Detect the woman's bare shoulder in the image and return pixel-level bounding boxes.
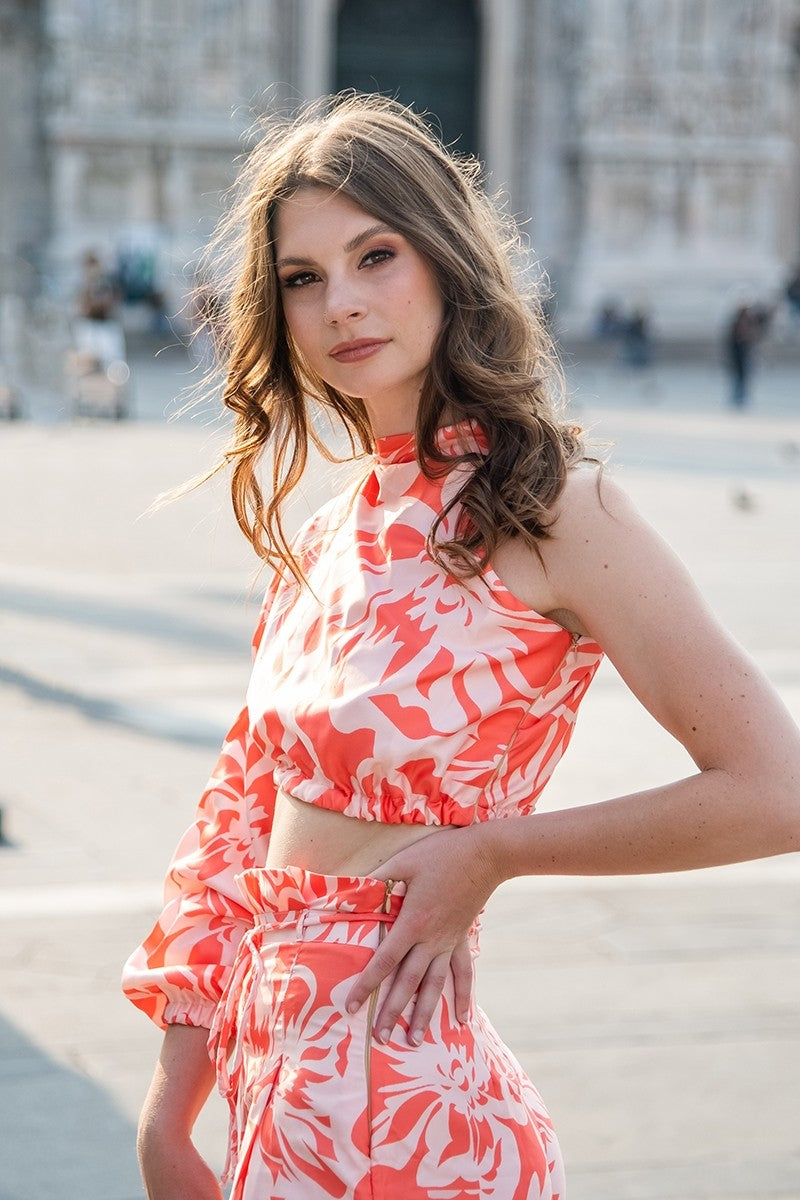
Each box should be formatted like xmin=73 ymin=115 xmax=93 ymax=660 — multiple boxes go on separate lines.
xmin=491 ymin=464 xmax=654 ymax=638
xmin=540 ymin=462 xmax=700 ymax=644
xmin=550 ymin=462 xmax=634 ymax=534
xmin=539 ymin=464 xmax=639 ymax=590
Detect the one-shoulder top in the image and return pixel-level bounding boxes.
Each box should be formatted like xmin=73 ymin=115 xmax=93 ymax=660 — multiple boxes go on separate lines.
xmin=248 ymin=420 xmax=603 ymax=826
xmin=122 ymin=420 xmax=603 ymax=1028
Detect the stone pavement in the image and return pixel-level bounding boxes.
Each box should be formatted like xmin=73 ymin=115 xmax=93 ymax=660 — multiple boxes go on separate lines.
xmin=1 ymin=345 xmax=799 ymax=1199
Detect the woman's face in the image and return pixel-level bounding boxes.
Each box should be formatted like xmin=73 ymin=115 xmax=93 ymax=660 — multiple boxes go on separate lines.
xmin=274 ymin=186 xmax=444 ymax=435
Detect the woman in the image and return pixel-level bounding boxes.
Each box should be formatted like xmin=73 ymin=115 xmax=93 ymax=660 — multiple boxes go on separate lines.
xmin=123 ymin=95 xmax=800 ymax=1200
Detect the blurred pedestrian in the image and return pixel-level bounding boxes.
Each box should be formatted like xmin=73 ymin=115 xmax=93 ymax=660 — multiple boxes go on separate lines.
xmin=73 ymin=251 xmax=125 ymax=368
xmin=621 ymin=305 xmax=652 ymax=369
xmin=724 ymin=302 xmax=771 ymax=409
xmin=77 ymin=251 xmax=120 ymax=322
xmin=785 ymin=265 xmax=800 ymax=326
xmin=594 ymin=299 xmax=623 ymax=341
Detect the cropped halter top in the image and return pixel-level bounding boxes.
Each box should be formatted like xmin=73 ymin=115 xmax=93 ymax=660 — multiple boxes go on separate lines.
xmin=246 ymin=420 xmax=603 ymax=827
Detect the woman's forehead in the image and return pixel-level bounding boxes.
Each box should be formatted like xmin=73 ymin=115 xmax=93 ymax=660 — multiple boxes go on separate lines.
xmin=274 ymin=187 xmax=392 ymax=254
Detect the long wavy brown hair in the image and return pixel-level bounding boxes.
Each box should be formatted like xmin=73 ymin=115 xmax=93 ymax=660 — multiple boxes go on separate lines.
xmin=197 ymin=92 xmax=585 ymax=581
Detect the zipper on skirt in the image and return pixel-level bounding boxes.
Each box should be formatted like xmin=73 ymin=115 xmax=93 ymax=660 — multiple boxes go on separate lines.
xmin=364 ymin=879 xmax=397 ymax=1154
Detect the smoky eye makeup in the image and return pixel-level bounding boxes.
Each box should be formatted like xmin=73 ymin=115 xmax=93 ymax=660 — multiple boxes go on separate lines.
xmin=280 ymin=269 xmax=318 ymax=289
xmin=360 ymin=247 xmax=396 ymax=267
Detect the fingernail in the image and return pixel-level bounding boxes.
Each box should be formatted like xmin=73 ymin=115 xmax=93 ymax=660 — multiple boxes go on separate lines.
xmin=410 ymin=1029 xmax=423 ymax=1045
xmin=346 ymin=1001 xmax=359 ymax=1015
xmin=377 ymin=1027 xmax=390 ymax=1043
xmin=458 ymin=1011 xmax=469 ymax=1023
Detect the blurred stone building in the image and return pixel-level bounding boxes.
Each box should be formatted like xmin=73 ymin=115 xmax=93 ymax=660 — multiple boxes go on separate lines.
xmin=2 ymin=0 xmax=800 ymax=339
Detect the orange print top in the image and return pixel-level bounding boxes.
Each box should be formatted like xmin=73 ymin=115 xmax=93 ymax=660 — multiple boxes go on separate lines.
xmin=122 ymin=421 xmax=603 ymax=1028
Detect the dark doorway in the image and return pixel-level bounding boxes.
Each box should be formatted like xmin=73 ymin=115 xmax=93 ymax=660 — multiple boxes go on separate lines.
xmin=335 ymin=0 xmax=480 ymax=157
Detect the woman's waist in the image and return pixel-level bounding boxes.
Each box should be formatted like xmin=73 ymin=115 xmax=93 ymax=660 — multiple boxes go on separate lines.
xmin=233 ymin=863 xmax=482 ymax=955
xmin=238 ymin=862 xmax=407 ymax=924
xmin=265 ymin=788 xmax=458 ymax=878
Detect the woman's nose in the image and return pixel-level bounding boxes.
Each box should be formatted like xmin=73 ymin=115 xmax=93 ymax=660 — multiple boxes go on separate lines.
xmin=322 ymin=277 xmax=366 ymax=326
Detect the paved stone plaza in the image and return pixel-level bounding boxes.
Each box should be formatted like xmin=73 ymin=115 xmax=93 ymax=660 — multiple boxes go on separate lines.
xmin=1 ymin=346 xmax=799 ymax=1199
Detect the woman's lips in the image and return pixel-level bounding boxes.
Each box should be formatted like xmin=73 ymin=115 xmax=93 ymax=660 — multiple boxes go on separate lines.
xmin=328 ymin=339 xmax=388 ymax=363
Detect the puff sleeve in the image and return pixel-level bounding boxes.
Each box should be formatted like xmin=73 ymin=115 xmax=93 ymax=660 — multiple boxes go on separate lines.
xmin=121 ymin=594 xmax=278 ymax=1030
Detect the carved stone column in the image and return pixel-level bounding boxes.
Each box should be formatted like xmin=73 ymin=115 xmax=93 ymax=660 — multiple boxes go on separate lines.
xmin=297 ymin=0 xmax=339 ymax=98
xmin=0 ymin=0 xmax=48 ymax=298
xmin=478 ymin=0 xmax=523 ymax=191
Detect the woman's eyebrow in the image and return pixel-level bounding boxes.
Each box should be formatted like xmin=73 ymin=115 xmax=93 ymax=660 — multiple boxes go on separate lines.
xmin=275 ymin=223 xmax=395 ymax=270
xmin=343 ymin=223 xmax=394 ymax=253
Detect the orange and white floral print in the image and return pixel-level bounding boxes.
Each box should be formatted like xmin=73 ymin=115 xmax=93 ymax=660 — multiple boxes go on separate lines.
xmin=210 ymin=867 xmax=564 ymax=1199
xmin=122 ymin=697 xmax=279 ymax=1029
xmin=123 ymin=421 xmax=600 ymax=1194
xmin=249 ymin=421 xmax=603 ymax=828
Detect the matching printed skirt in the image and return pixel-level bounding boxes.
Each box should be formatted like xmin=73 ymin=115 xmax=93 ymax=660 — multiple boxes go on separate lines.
xmin=209 ymin=866 xmax=564 ymax=1199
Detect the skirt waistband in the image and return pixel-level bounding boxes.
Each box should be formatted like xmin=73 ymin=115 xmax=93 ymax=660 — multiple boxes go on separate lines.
xmin=235 ymin=865 xmax=408 ymax=921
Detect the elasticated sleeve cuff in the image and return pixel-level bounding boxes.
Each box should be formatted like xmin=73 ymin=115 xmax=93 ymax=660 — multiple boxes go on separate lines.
xmin=163 ymin=998 xmax=219 ymax=1029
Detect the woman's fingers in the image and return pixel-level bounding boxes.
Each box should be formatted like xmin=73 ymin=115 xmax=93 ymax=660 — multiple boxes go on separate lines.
xmin=449 ymin=938 xmax=474 ymax=1022
xmin=343 ymin=825 xmax=497 ymax=1032
xmin=373 ymin=948 xmax=452 ymax=1045
xmin=345 ymin=918 xmax=411 ymax=1014
xmin=361 ymin=936 xmax=474 ymax=1047
xmin=398 ymin=939 xmax=474 ymax=1041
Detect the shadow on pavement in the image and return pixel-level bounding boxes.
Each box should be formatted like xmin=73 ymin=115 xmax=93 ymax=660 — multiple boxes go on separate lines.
xmin=0 ymin=580 xmax=247 ymax=656
xmin=0 ymin=1013 xmax=142 ymax=1200
xmin=0 ymin=661 xmax=224 ymax=749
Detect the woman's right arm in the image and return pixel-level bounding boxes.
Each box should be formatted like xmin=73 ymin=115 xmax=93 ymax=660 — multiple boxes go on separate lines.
xmin=126 ymin=700 xmax=273 ymax=1196
xmin=137 ymin=1025 xmax=222 ymax=1200
xmin=123 ymin=582 xmax=283 ymax=1191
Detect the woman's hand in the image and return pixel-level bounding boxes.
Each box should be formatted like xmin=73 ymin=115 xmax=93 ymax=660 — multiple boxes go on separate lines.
xmin=138 ymin=1127 xmax=223 ymax=1200
xmin=344 ymin=824 xmax=506 ymax=1045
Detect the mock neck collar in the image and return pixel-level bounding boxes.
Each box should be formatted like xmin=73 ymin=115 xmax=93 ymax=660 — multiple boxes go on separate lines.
xmin=373 ymin=419 xmax=488 ymax=466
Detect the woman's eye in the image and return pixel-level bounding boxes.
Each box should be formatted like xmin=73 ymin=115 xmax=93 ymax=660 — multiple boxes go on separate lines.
xmin=281 ymin=270 xmax=318 ymax=289
xmin=361 ymin=248 xmax=395 ymax=268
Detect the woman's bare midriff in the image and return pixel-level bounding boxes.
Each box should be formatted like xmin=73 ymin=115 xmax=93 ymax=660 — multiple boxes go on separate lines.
xmin=265 ymin=789 xmax=457 ymax=877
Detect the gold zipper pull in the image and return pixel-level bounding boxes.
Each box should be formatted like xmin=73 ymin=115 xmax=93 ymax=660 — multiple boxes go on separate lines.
xmin=382 ymin=878 xmax=397 ymax=913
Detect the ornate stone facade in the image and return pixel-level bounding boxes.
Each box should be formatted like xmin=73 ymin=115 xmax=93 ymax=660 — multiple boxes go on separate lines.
xmin=556 ymin=0 xmax=800 ymax=333
xmin=1 ymin=0 xmax=799 ymax=338
xmin=39 ymin=0 xmax=298 ymax=311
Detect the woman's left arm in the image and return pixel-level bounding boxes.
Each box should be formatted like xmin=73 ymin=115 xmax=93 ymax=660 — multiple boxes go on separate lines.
xmin=489 ymin=469 xmax=800 ymax=876
xmin=345 ymin=469 xmax=800 ymax=1037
